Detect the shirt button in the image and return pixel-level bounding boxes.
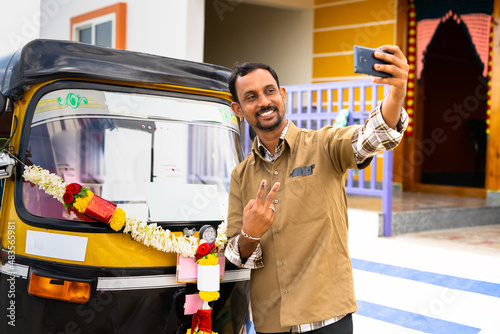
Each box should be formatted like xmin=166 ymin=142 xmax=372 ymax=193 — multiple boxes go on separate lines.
xmin=274 ymin=199 xmax=279 ymax=204
xmin=274 ymin=170 xmax=278 ymax=175
xmin=284 ymin=290 xmax=289 ymax=294
xmin=274 ymin=229 xmax=279 ymax=234
xmin=278 ymin=261 xmax=284 ymax=267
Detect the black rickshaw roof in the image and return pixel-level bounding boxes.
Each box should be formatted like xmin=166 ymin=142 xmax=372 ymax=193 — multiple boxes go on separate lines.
xmin=0 ymin=39 xmax=232 ymax=102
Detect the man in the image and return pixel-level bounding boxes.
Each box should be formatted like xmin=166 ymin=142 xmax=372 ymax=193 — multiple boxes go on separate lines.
xmin=225 ymin=45 xmax=409 ymax=333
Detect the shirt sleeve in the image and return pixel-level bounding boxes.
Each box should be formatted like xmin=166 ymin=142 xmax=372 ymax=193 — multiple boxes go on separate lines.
xmin=351 ymin=101 xmax=408 ymax=164
xmin=224 ymin=235 xmax=264 ymax=269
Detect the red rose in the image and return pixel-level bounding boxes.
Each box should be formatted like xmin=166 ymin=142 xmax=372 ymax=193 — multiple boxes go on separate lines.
xmin=197 ymin=243 xmax=211 ymax=257
xmin=66 ymin=183 xmax=82 ymax=195
xmin=63 ymin=192 xmax=74 ymax=204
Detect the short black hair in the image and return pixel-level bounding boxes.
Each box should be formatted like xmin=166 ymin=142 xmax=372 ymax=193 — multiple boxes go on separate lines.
xmin=228 ymin=62 xmax=280 ymax=103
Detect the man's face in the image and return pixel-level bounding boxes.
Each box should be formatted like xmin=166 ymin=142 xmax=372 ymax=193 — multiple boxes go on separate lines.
xmin=231 ymin=69 xmax=287 ymax=132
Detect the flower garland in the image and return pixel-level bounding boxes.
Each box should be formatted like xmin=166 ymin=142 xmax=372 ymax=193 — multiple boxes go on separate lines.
xmin=24 ymin=164 xmax=228 ymax=334
xmin=187 ymin=329 xmax=217 ymax=334
xmin=62 ymin=182 xmax=129 ymax=231
xmin=195 ymin=242 xmax=220 ymax=302
xmin=123 ymin=218 xmax=199 ymax=258
xmin=188 ymin=241 xmax=222 ymax=333
xmin=22 ymin=165 xmax=227 ymax=258
xmin=22 ymin=165 xmax=66 ymax=203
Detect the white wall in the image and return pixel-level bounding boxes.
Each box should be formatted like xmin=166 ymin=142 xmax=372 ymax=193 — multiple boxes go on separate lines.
xmin=0 ymin=0 xmax=40 ymax=54
xmin=38 ymin=0 xmax=205 ymax=61
xmin=126 ymin=0 xmax=205 ymax=61
xmin=204 ymin=2 xmax=313 ymax=85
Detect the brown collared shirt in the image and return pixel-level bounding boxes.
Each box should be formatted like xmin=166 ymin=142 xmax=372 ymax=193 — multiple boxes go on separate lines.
xmin=225 ymin=103 xmax=407 ymax=332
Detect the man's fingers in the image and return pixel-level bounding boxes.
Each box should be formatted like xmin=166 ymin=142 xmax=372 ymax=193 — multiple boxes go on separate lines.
xmin=242 ymin=182 xmax=279 ymax=238
xmin=255 ymin=179 xmax=267 ymax=203
xmin=376 ymin=45 xmax=406 ymax=62
xmin=244 ymin=199 xmax=255 ymax=212
xmin=252 ymin=180 xmax=280 ymax=210
xmin=264 ymin=182 xmax=280 ymax=207
xmin=374 ymin=45 xmax=408 ymax=70
xmin=372 ymin=45 xmax=408 ymax=87
xmin=374 ymin=63 xmax=408 ymax=80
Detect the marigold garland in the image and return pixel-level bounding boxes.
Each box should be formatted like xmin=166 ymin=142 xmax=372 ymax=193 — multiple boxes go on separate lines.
xmin=187 ymin=329 xmax=218 ymax=334
xmin=73 ymin=189 xmax=94 ymax=213
xmin=109 ymin=208 xmax=126 ymax=232
xmin=195 ymin=243 xmax=221 ymax=302
xmin=198 ymin=291 xmax=220 ymax=302
xmin=197 ymin=253 xmax=218 ymax=266
xmin=22 ymin=165 xmax=227 ymax=258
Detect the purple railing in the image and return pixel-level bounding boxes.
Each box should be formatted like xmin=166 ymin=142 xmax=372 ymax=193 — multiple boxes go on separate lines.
xmin=240 ymin=79 xmax=393 ymax=237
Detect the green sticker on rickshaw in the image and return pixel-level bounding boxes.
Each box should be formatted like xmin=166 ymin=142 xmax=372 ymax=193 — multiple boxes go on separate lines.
xmin=57 ymin=93 xmax=88 ymax=109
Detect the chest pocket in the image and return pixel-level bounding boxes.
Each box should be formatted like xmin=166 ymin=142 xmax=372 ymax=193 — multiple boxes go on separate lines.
xmin=286 ymin=165 xmax=324 ymax=225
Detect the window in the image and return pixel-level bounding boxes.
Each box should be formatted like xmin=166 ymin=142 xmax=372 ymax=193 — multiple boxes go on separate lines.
xmin=71 ymin=3 xmax=126 ymax=49
xmin=22 ymin=88 xmax=241 ymax=225
xmin=75 ymin=14 xmax=114 ymax=47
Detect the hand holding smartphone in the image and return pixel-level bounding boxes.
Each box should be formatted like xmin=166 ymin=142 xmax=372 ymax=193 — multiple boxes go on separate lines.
xmin=354 ymin=45 xmax=393 ymax=78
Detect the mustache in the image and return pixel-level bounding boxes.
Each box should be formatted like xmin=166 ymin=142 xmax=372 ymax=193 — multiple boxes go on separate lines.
xmin=256 ymin=105 xmax=278 ymax=116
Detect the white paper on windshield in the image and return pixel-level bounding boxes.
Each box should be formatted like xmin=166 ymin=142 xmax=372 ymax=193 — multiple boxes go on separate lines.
xmin=147 ymin=183 xmax=222 ymax=221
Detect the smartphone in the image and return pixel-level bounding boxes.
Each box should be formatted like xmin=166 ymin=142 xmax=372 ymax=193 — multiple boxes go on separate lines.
xmin=354 ymin=45 xmax=392 ymax=78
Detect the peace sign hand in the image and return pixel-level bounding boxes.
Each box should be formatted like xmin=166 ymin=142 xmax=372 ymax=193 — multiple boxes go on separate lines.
xmin=241 ymin=179 xmax=280 ymax=240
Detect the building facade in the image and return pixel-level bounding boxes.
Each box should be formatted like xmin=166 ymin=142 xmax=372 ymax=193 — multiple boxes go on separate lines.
xmin=3 ymin=0 xmax=499 ymax=204
xmin=312 ymin=0 xmax=500 ymax=204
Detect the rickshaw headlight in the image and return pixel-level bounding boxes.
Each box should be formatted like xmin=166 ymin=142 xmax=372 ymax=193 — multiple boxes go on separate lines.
xmin=28 ymin=272 xmax=92 ymax=303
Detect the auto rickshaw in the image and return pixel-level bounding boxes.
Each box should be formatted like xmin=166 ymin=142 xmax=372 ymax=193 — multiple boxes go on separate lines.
xmin=0 ymin=39 xmax=250 ymax=333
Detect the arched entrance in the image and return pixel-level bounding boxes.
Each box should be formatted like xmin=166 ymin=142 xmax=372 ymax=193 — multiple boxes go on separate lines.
xmin=419 ymin=16 xmax=487 ymax=189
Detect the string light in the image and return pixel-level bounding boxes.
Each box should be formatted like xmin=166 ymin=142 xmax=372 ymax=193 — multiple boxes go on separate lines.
xmin=406 ymin=1 xmax=416 ymax=136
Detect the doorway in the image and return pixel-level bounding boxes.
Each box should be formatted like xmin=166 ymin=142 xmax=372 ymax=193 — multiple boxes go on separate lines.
xmin=419 ymin=16 xmax=487 ymax=189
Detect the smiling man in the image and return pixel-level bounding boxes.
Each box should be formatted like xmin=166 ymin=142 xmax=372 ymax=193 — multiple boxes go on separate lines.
xmin=225 ymin=45 xmax=409 ymax=334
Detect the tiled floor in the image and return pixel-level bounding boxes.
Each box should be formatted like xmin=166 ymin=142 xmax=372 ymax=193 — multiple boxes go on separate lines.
xmin=348 ymin=228 xmax=500 ymax=333
xmin=394 ymin=225 xmax=500 ymax=253
xmin=345 ymin=192 xmax=500 ymax=333
xmin=347 ymin=192 xmax=500 ymax=253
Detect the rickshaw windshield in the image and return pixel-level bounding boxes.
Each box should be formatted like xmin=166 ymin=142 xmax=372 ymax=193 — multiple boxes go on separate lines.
xmin=22 ymin=89 xmax=242 ymax=224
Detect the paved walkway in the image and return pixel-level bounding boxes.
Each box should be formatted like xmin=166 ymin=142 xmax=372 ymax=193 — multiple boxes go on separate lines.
xmin=393 ymin=225 xmax=500 ymax=252
xmin=348 ymin=216 xmax=500 ymax=334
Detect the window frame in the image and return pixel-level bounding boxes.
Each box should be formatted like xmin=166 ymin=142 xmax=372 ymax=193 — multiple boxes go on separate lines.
xmin=70 ymin=2 xmax=127 ymax=50
xmin=15 ymin=80 xmax=237 ymax=233
xmin=74 ymin=13 xmax=115 ymax=47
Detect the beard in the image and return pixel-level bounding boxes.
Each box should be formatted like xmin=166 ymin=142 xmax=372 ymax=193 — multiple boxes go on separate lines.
xmin=254 ymin=105 xmax=283 ymax=131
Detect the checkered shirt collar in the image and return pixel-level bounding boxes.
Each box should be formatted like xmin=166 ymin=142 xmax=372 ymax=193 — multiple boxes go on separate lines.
xmin=256 ymin=120 xmax=290 ymax=162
